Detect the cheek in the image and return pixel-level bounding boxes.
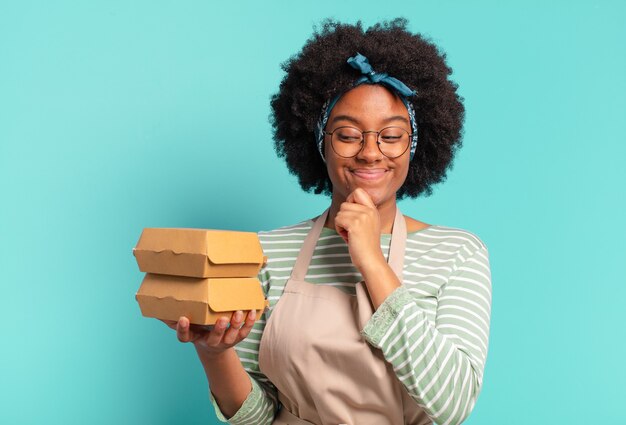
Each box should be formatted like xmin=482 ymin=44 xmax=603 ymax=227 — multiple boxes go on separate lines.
xmin=394 ymin=161 xmax=410 ymax=187
xmin=324 ymin=146 xmax=343 ymax=182
xmin=325 ymin=158 xmax=345 ymax=186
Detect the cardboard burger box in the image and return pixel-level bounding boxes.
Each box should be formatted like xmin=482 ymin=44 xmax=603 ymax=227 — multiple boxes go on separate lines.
xmin=133 ymin=228 xmax=269 ymax=325
xmin=136 ymin=274 xmax=268 ymax=326
xmin=133 ymin=228 xmax=267 ymax=278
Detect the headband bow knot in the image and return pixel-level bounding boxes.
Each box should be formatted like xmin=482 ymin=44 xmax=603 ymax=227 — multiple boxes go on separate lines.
xmin=347 ymin=53 xmax=417 ymax=98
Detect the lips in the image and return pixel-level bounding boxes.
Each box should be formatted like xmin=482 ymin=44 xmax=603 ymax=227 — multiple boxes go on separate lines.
xmin=350 ymin=168 xmax=388 ymax=181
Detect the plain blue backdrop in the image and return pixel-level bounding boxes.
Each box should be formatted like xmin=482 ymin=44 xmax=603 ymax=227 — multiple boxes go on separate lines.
xmin=1 ymin=1 xmax=625 ymax=424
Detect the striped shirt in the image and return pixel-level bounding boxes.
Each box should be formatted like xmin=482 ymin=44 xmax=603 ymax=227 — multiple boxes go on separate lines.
xmin=212 ymin=219 xmax=492 ymax=425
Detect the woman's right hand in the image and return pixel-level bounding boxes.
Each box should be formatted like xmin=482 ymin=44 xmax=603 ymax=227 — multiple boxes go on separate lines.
xmin=160 ymin=309 xmax=257 ymax=358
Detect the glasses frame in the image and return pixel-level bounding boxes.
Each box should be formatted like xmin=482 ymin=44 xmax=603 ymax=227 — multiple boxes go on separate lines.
xmin=323 ymin=126 xmax=413 ymax=159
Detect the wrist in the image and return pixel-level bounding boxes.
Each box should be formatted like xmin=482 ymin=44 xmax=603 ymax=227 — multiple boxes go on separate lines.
xmin=357 ymin=251 xmax=388 ymax=275
xmin=195 ymin=344 xmax=232 ymax=363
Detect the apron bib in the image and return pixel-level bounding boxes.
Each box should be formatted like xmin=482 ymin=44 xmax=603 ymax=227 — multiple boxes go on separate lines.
xmin=258 ymin=208 xmax=431 ymax=425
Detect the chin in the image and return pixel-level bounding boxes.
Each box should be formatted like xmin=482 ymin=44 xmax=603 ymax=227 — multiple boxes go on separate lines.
xmin=357 ymin=187 xmax=393 ymax=206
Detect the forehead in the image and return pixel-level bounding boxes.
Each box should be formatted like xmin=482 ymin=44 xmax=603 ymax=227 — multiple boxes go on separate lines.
xmin=328 ymin=84 xmax=409 ymax=125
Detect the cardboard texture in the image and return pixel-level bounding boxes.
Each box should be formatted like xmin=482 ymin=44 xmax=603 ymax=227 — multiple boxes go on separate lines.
xmin=133 ymin=228 xmax=266 ymax=278
xmin=133 ymin=227 xmax=269 ymax=325
xmin=136 ymin=274 xmax=269 ymax=325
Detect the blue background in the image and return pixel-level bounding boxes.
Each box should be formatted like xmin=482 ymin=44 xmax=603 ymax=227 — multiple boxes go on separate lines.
xmin=1 ymin=1 xmax=625 ymax=424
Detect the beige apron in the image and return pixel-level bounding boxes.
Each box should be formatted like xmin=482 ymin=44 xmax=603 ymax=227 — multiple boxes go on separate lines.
xmin=258 ymin=208 xmax=432 ymax=425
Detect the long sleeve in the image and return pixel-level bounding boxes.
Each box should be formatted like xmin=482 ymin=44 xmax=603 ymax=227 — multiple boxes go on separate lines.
xmin=362 ymin=246 xmax=492 ymax=425
xmin=210 ymin=372 xmax=277 ymax=424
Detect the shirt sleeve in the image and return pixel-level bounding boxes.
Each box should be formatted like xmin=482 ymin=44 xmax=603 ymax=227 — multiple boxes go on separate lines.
xmin=361 ymin=246 xmax=492 ymax=425
xmin=210 ymin=263 xmax=279 ymax=424
xmin=210 ymin=372 xmax=277 ymax=424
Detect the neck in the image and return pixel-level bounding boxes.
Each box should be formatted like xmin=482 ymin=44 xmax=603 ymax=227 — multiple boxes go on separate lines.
xmin=324 ymin=192 xmax=398 ymax=234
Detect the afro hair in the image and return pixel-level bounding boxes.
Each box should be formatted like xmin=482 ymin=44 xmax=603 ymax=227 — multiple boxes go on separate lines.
xmin=270 ymin=18 xmax=465 ymax=199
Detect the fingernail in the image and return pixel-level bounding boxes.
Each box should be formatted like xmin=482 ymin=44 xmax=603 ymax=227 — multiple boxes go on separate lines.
xmin=179 ymin=317 xmax=187 ymax=328
xmin=249 ymin=309 xmax=256 ymax=320
xmin=235 ymin=311 xmax=243 ymax=321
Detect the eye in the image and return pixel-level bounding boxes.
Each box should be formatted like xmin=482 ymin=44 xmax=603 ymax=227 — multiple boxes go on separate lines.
xmin=335 ymin=128 xmax=361 ymax=143
xmin=380 ymin=128 xmax=408 ymax=144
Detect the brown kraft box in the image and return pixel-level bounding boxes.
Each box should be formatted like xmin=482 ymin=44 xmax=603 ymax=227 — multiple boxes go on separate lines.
xmin=135 ymin=273 xmax=269 ymax=326
xmin=133 ymin=227 xmax=269 ymax=325
xmin=133 ymin=228 xmax=266 ymax=278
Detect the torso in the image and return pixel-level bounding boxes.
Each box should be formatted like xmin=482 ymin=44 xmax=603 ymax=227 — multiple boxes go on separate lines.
xmin=232 ymin=218 xmax=488 ymax=423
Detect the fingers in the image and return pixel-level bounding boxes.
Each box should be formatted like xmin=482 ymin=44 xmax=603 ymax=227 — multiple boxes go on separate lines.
xmin=335 ymin=208 xmax=371 ymax=231
xmin=176 ymin=316 xmax=193 ymax=343
xmin=171 ymin=311 xmax=258 ymax=349
xmin=336 ymin=227 xmax=349 ymax=243
xmin=222 ymin=310 xmax=246 ymax=345
xmin=238 ymin=309 xmax=257 ymax=340
xmin=336 ymin=190 xmax=380 ymax=245
xmin=204 ymin=310 xmax=257 ymax=348
xmin=339 ymin=202 xmax=369 ymax=214
xmin=334 ymin=212 xmax=351 ymax=243
xmin=345 ymin=188 xmax=375 ymax=207
xmin=206 ymin=316 xmax=229 ymax=346
xmin=351 ymin=188 xmax=376 ymax=207
xmin=335 ymin=208 xmax=364 ymax=243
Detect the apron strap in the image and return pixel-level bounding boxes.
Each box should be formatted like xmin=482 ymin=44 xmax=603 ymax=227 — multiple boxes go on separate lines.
xmin=388 ymin=207 xmax=407 ymax=281
xmin=290 ymin=209 xmax=329 ymax=281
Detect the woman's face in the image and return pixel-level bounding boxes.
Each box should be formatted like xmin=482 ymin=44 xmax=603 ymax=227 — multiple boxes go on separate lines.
xmin=324 ymin=84 xmax=411 ymax=207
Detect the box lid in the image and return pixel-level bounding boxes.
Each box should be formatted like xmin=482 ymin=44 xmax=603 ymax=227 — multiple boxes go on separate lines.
xmin=205 ymin=231 xmax=263 ymax=265
xmin=134 ymin=228 xmax=264 ymax=266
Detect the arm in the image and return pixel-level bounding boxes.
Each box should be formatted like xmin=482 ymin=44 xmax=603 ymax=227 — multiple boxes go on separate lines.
xmin=205 ymin=349 xmax=277 ymax=424
xmin=187 ymin=313 xmax=255 ymax=417
xmin=205 ymin=311 xmax=279 ymax=424
xmin=164 ymin=314 xmax=276 ymax=423
xmin=207 ymin=265 xmax=279 ymax=424
xmin=164 ymin=266 xmax=278 ymax=423
xmin=335 ymin=189 xmax=491 ymax=423
xmin=362 ymin=247 xmax=492 ymax=425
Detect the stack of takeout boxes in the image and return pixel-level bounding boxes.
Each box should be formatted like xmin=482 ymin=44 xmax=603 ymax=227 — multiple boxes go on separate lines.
xmin=133 ymin=228 xmax=269 ymax=326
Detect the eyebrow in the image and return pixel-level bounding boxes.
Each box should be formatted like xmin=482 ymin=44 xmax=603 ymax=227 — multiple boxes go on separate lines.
xmin=330 ymin=114 xmax=410 ymax=126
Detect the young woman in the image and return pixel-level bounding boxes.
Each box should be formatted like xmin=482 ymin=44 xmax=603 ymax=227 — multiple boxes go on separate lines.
xmin=164 ymin=19 xmax=492 ymax=425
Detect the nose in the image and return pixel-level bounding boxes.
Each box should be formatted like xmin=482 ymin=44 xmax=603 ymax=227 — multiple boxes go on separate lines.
xmin=356 ymin=132 xmax=383 ymax=162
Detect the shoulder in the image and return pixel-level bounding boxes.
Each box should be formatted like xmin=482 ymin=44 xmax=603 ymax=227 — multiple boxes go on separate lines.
xmin=258 ymin=220 xmax=312 ymax=238
xmin=407 ymin=222 xmax=488 ymax=257
xmin=257 ymin=220 xmax=313 ymax=250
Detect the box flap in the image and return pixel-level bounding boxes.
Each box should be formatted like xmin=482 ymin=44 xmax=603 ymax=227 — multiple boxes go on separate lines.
xmin=207 ymin=278 xmax=266 ymax=312
xmin=205 ymin=231 xmax=264 ymax=265
xmin=135 ymin=228 xmax=208 ymax=255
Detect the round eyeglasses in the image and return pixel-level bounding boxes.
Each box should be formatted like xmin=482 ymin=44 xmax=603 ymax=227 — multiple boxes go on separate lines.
xmin=323 ymin=126 xmax=412 ymax=159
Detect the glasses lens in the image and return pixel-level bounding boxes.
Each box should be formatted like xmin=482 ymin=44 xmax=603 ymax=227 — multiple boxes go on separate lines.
xmin=378 ymin=127 xmax=409 ymax=158
xmin=331 ymin=127 xmax=363 ymax=157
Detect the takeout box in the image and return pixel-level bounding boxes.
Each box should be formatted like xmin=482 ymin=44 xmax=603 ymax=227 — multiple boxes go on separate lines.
xmin=133 ymin=228 xmax=266 ymax=278
xmin=133 ymin=227 xmax=269 ymax=325
xmin=135 ymin=273 xmax=269 ymax=325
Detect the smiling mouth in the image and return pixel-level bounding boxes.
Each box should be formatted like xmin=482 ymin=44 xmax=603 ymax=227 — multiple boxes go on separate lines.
xmin=349 ymin=169 xmax=388 ymax=181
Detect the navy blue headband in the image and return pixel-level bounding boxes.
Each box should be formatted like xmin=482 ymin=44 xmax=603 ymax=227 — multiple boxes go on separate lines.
xmin=314 ymin=53 xmax=418 ymax=162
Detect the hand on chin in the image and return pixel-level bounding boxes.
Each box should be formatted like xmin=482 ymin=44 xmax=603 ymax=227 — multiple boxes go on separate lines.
xmin=334 ymin=188 xmax=383 ymax=269
xmin=345 ymin=184 xmax=383 ymax=207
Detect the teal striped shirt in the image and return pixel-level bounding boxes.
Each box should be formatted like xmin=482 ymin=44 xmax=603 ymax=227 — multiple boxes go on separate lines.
xmin=212 ymin=219 xmax=491 ymax=425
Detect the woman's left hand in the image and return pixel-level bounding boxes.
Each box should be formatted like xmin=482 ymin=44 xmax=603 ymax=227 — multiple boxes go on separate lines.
xmin=335 ymin=188 xmax=386 ymax=270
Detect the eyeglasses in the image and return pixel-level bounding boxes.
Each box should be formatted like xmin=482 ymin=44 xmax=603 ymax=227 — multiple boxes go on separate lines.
xmin=323 ymin=126 xmax=412 ymax=159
